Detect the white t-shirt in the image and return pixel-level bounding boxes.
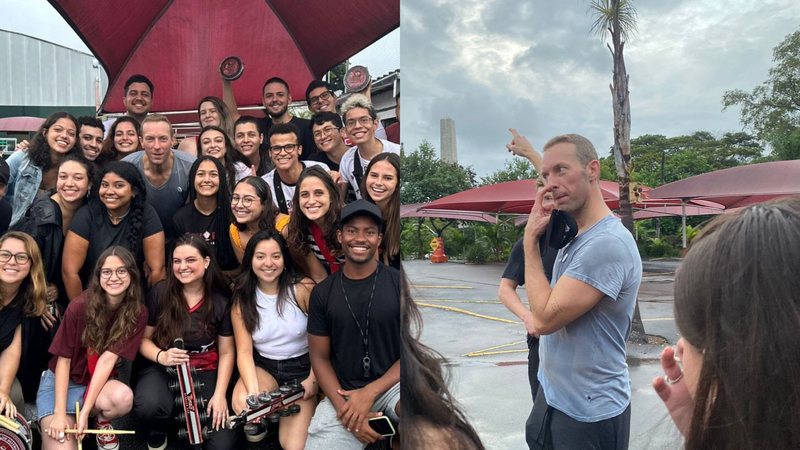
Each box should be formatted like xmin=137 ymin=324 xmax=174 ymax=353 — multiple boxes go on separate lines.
xmin=339 ymin=138 xmax=401 ymax=200
xmin=262 ymin=161 xmax=329 ymax=213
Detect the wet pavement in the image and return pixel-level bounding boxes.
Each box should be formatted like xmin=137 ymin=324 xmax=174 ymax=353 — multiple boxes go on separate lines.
xmin=405 ymin=258 xmax=685 ymax=450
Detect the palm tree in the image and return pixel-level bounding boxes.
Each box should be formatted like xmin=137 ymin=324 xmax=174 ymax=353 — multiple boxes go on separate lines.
xmin=591 ymin=0 xmax=636 ymax=233
xmin=591 ymin=0 xmax=646 ymax=341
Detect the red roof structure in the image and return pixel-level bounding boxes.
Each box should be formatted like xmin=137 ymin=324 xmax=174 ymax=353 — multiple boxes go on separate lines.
xmin=48 ymin=0 xmax=399 ymax=113
xmin=401 ymin=203 xmax=498 ymax=223
xmin=0 ymin=116 xmax=45 ymax=132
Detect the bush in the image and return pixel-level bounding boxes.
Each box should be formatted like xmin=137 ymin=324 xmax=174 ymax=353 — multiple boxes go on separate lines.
xmin=464 ymin=242 xmax=490 ymax=264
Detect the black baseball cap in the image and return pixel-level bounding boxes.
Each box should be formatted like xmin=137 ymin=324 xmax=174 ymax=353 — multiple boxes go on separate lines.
xmin=340 ymin=199 xmax=383 ymax=228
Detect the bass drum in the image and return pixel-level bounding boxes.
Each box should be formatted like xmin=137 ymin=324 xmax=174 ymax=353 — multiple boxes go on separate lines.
xmin=0 ymin=413 xmax=32 ymax=450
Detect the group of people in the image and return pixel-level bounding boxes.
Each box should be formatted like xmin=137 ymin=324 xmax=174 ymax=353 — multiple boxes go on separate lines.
xmin=0 ymin=73 xmax=401 ymax=450
xmin=497 ymin=130 xmax=800 ymax=449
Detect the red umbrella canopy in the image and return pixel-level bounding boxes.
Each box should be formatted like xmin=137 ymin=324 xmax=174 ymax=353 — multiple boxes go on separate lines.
xmin=0 ymin=116 xmax=45 ymax=132
xmin=49 ymin=0 xmax=399 ymax=113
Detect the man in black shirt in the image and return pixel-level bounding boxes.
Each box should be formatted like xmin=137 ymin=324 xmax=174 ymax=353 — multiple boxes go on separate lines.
xmin=307 ymin=200 xmax=400 ymax=448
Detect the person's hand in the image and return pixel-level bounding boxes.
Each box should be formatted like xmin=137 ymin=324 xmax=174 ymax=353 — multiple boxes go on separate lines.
xmin=0 ymin=392 xmax=16 ymax=418
xmin=336 ymin=387 xmax=376 ymax=432
xmin=351 ymin=413 xmax=384 ymax=444
xmin=506 ymin=128 xmax=542 ymax=170
xmin=46 ymin=283 xmax=59 ymax=303
xmin=15 ymin=140 xmax=30 ymax=152
xmin=45 ymin=411 xmax=71 ymax=443
xmin=250 ymin=165 xmax=257 ymax=177
xmin=206 ymin=394 xmax=229 ymax=431
xmin=76 ymin=407 xmax=90 ymax=442
xmin=652 ymin=340 xmax=693 ymax=437
xmin=329 ymin=170 xmax=342 ymax=184
xmin=300 ymin=375 xmax=318 ymax=400
xmin=524 ymin=185 xmax=553 ymax=242
xmin=40 ymin=306 xmax=57 ymax=331
xmin=522 ymin=310 xmax=537 ymax=336
xmin=160 ymin=347 xmax=190 ymax=366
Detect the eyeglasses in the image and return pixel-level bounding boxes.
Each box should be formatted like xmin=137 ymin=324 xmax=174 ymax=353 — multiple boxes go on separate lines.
xmin=345 ymin=116 xmax=374 ymax=128
xmin=231 ymin=195 xmax=257 ymax=208
xmin=0 ymin=251 xmax=30 ymax=264
xmin=269 ymin=144 xmax=299 ymax=155
xmin=313 ymin=126 xmax=340 ymax=139
xmin=309 ymin=90 xmax=333 ymax=106
xmin=100 ymin=267 xmax=129 ymax=279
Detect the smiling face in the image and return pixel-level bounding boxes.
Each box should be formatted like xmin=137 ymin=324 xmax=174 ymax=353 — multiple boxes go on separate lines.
xmin=252 ymin=238 xmax=284 ymax=289
xmin=541 ymin=143 xmax=594 ymax=214
xmin=200 ymin=129 xmax=227 ymax=160
xmin=198 ymin=101 xmax=221 ymax=128
xmin=344 ymin=107 xmax=377 ymax=145
xmin=231 ymin=182 xmax=263 ymax=226
xmin=234 ymin=122 xmax=263 ymax=162
xmin=312 ymin=121 xmax=345 ymax=153
xmin=262 ymin=81 xmax=290 ymax=119
xmin=172 ymin=244 xmax=208 ymax=288
xmin=308 ymin=87 xmax=336 ymax=114
xmin=269 ymin=132 xmax=301 ymax=171
xmin=56 ymin=160 xmax=90 ymax=204
xmin=114 ymin=121 xmax=139 ymax=155
xmin=79 ymin=125 xmax=104 ymax=160
xmin=298 ymin=176 xmax=331 ymax=224
xmin=0 ymin=238 xmax=31 ymax=287
xmin=99 ymin=255 xmax=131 ymax=298
xmin=46 ymin=118 xmax=77 ymax=155
xmin=123 ymin=82 xmax=152 ymax=116
xmin=194 ymin=160 xmax=220 ymax=199
xmin=99 ymin=172 xmax=133 ymax=215
xmin=141 ymin=120 xmax=174 ymax=165
xmin=365 ymin=160 xmax=397 ymax=204
xmin=337 ymin=216 xmax=382 ymax=265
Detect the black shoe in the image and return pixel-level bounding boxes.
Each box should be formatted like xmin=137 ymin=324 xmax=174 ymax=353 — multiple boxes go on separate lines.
xmin=147 ymin=430 xmax=168 ymax=450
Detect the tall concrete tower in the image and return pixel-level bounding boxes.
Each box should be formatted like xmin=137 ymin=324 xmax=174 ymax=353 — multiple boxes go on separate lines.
xmin=440 ymin=117 xmax=457 ymax=163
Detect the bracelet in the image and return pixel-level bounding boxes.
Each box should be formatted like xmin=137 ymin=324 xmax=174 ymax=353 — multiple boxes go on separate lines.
xmin=156 ymin=350 xmax=164 ymax=365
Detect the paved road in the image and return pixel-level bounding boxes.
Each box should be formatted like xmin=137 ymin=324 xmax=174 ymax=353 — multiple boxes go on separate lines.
xmin=405 ymin=259 xmax=684 ymax=450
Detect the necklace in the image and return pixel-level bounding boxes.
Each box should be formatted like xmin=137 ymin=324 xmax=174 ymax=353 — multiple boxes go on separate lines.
xmin=108 ymin=207 xmax=131 ymax=224
xmin=339 ymin=265 xmax=379 ymax=378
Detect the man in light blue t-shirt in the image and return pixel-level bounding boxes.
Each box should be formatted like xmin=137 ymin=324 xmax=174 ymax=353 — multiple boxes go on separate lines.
xmin=523 ymin=134 xmax=642 ymax=449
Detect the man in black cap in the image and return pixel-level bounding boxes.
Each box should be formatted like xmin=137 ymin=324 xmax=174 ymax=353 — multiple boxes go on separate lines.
xmin=0 ymin=158 xmax=11 ymax=233
xmin=306 ymin=200 xmax=400 ymax=449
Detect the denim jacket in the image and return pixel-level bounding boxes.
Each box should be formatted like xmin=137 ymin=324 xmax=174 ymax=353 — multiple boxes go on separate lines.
xmin=5 ymin=150 xmax=43 ymax=227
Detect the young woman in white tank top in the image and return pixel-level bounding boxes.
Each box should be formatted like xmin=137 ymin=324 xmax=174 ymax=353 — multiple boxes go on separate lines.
xmin=230 ymin=229 xmax=317 ymax=450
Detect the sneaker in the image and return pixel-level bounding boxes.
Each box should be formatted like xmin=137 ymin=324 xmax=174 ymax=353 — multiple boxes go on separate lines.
xmin=95 ymin=417 xmax=119 ymax=450
xmin=244 ymin=423 xmax=266 ymax=443
xmin=147 ymin=430 xmax=168 ymax=450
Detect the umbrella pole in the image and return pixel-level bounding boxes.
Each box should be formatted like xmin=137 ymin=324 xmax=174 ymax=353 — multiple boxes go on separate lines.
xmin=681 ymin=200 xmax=687 ymax=249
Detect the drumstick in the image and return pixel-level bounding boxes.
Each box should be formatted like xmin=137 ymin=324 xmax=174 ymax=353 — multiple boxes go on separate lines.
xmin=76 ymin=402 xmax=82 ymax=450
xmin=0 ymin=414 xmax=20 ymax=432
xmin=64 ymin=429 xmax=136 ymax=435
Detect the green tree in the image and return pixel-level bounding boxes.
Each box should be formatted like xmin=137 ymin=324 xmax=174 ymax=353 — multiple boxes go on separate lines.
xmin=479 ymin=158 xmax=538 ymax=186
xmin=326 ymin=61 xmax=348 ymax=93
xmin=591 ymin=0 xmax=638 ymax=233
xmin=401 ymin=140 xmax=476 ymax=204
xmin=723 ymin=29 xmax=800 ymax=160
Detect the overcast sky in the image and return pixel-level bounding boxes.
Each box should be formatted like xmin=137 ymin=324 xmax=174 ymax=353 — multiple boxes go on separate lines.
xmin=0 ymin=0 xmax=399 ymax=82
xmin=401 ymin=0 xmax=800 ymax=177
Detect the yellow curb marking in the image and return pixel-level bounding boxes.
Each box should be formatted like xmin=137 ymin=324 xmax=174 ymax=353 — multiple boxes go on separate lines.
xmin=464 ymin=340 xmax=528 ymax=357
xmin=416 ymin=302 xmax=519 ymax=324
xmin=418 ymin=299 xmax=503 ymax=304
xmin=413 ymin=285 xmax=474 ymax=289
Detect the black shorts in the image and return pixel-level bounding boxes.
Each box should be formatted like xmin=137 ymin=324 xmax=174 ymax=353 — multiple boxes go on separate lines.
xmin=253 ymin=352 xmax=311 ymax=386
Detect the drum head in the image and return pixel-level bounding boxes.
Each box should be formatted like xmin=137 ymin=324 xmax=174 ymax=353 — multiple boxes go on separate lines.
xmin=345 ymin=65 xmax=371 ymax=93
xmin=0 ymin=415 xmax=31 ymax=450
xmin=220 ymin=56 xmax=245 ymax=81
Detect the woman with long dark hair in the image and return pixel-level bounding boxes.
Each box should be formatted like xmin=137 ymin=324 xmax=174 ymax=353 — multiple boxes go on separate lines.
xmin=172 ymin=156 xmax=237 ymax=271
xmin=286 ymin=166 xmax=343 ymax=282
xmin=231 ymin=230 xmax=317 ymax=449
xmin=62 ymin=161 xmax=165 ymax=300
xmin=229 ymin=176 xmax=289 ymax=263
xmin=0 ymin=232 xmax=48 ymax=418
xmin=36 ymin=246 xmax=148 ymax=450
xmin=96 ymin=117 xmax=141 ymax=166
xmin=135 ymin=235 xmax=237 ymax=450
xmin=362 ymin=152 xmax=401 ymax=270
xmin=13 ymin=156 xmax=94 ymax=307
xmin=178 ymin=96 xmax=236 ymax=157
xmin=654 ymin=197 xmax=800 ymax=449
xmin=6 ymin=112 xmax=79 ymax=227
xmin=198 ymin=125 xmax=252 ymax=189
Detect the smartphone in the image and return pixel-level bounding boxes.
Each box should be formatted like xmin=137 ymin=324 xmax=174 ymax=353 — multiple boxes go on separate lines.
xmin=368 ymin=416 xmax=396 ymax=437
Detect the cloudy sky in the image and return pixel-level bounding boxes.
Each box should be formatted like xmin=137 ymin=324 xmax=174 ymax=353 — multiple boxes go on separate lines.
xmin=401 ymin=0 xmax=800 ymax=177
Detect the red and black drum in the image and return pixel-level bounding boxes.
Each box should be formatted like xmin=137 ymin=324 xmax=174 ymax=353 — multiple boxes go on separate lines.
xmin=0 ymin=413 xmax=32 ymax=450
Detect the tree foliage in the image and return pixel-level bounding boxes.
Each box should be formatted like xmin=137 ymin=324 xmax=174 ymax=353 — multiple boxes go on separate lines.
xmin=479 ymin=158 xmax=538 ymax=186
xmin=723 ymin=29 xmax=800 ymax=159
xmin=401 ymin=140 xmax=476 ymax=204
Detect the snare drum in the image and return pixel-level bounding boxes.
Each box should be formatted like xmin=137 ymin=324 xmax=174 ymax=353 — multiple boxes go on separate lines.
xmin=0 ymin=413 xmax=32 ymax=450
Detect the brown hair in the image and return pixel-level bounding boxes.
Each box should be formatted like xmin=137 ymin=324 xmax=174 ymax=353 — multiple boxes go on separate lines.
xmin=0 ymin=232 xmax=47 ymax=317
xmin=362 ymin=153 xmax=400 ymax=265
xmin=542 ymin=134 xmax=598 ymax=166
xmin=674 ymin=197 xmax=800 ymax=449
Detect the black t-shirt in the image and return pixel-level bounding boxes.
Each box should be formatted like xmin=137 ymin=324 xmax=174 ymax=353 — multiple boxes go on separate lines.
xmin=502 ymin=237 xmax=558 ymax=286
xmin=257 ymin=115 xmax=318 ymax=161
xmin=171 ymin=203 xmax=237 ymax=270
xmin=307 ymin=264 xmax=400 ymax=390
xmin=0 ymin=294 xmax=23 ymax=354
xmin=147 ymin=282 xmax=233 ymax=370
xmin=69 ymin=200 xmax=163 ymax=284
xmin=0 ymin=199 xmax=11 ymax=235
xmin=308 ymin=151 xmax=340 ymax=171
